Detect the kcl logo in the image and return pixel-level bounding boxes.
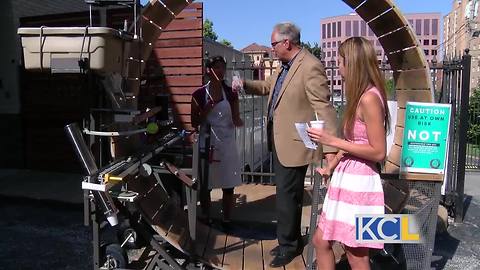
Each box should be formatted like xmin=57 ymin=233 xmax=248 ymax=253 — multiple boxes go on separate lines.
xmin=355 ymin=214 xmax=421 ymax=243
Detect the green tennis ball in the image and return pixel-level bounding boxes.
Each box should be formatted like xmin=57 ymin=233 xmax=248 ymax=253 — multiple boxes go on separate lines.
xmin=146 ymin=122 xmax=159 ymax=134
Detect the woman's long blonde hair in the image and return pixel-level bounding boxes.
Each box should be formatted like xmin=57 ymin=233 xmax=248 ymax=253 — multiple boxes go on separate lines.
xmin=338 ymin=37 xmax=390 ymax=138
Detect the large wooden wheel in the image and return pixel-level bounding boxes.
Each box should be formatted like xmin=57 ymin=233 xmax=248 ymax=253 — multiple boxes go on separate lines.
xmin=127 ymin=0 xmax=434 ymax=268
xmin=139 ymin=0 xmax=433 ymax=174
xmin=341 ymin=0 xmax=433 ymax=173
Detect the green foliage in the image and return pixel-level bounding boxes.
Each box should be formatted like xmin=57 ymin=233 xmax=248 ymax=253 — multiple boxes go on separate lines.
xmin=203 ymin=19 xmax=218 ymax=41
xmin=468 ymin=87 xmax=480 ymax=143
xmin=301 ymin=42 xmax=322 ymax=60
xmin=203 ymin=19 xmax=232 ymax=47
xmin=220 ymin=39 xmax=232 ymax=47
xmin=385 ymin=79 xmax=395 ymax=100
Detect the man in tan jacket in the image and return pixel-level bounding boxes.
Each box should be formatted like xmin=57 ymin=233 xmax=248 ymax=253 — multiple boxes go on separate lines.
xmin=235 ymin=22 xmax=338 ymax=267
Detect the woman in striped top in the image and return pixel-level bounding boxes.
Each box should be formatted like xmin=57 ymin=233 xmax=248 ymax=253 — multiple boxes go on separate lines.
xmin=307 ymin=37 xmax=390 ymax=270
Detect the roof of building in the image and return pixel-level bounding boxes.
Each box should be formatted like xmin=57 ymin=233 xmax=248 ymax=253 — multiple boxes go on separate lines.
xmin=241 ymin=43 xmax=271 ymax=53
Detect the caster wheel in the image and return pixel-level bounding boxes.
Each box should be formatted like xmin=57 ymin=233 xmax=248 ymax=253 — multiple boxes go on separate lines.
xmin=102 ymin=243 xmax=127 ymax=269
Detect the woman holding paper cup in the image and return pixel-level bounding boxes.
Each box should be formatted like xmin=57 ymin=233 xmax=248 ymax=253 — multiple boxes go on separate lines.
xmin=307 ymin=37 xmax=390 ymax=270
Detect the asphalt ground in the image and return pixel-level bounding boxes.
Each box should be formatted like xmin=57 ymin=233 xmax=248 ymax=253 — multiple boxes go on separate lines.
xmin=0 ymin=170 xmax=479 ymax=269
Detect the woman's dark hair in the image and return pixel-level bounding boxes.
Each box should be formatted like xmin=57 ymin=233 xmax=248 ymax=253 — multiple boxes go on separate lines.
xmin=206 ymin=55 xmax=226 ymax=68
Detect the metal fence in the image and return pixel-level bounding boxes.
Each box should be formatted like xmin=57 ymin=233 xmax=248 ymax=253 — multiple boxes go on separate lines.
xmin=225 ymin=54 xmax=478 ymax=186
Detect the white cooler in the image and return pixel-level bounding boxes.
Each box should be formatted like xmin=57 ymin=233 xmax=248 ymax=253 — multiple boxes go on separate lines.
xmin=18 ymin=27 xmax=131 ymax=74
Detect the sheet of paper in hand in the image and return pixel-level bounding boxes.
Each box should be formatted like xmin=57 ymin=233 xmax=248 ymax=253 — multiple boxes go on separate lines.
xmin=295 ymin=122 xmax=317 ymax=150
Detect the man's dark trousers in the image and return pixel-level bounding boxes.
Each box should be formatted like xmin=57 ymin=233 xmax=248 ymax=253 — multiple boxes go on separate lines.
xmin=271 ymin=135 xmax=308 ymax=254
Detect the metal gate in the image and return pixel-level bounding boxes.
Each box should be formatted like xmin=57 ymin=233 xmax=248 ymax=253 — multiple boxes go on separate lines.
xmin=439 ymin=51 xmax=476 ymax=222
xmin=218 ymin=51 xmax=477 ymax=221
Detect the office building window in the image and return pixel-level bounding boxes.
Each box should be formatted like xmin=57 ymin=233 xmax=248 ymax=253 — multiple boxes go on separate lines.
xmin=424 ymin=19 xmax=430 ymax=35
xmin=322 ymin=42 xmax=326 ymax=48
xmin=361 ymin=21 xmax=367 ymax=36
xmin=327 ymin=23 xmax=331 ymax=38
xmin=432 ymin=49 xmax=437 ymax=55
xmin=327 ymin=70 xmax=331 ymax=76
xmin=424 ymin=39 xmax=430 ymax=46
xmin=327 ymin=51 xmax=331 ymax=57
xmin=332 ymin=51 xmax=337 ymax=57
xmin=332 ymin=22 xmax=337 ymax=38
xmin=327 ymin=42 xmax=331 ymax=48
xmin=416 ymin=20 xmax=422 ymax=35
xmin=424 ymin=49 xmax=429 ymax=55
xmin=432 ymin=39 xmax=438 ymax=45
xmin=346 ymin=21 xmax=352 ymax=36
xmin=337 ymin=21 xmax=342 ymax=36
xmin=322 ymin=24 xmax=326 ymax=39
xmin=353 ymin=20 xmax=359 ymax=36
xmin=338 ymin=80 xmax=342 ymax=85
xmin=432 ymin=19 xmax=438 ymax=35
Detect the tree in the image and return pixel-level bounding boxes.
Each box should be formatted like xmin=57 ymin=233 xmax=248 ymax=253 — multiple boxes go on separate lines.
xmin=301 ymin=42 xmax=322 ymax=60
xmin=468 ymin=86 xmax=480 ymax=144
xmin=203 ymin=19 xmax=218 ymax=41
xmin=203 ymin=19 xmax=233 ymax=47
xmin=220 ymin=39 xmax=232 ymax=47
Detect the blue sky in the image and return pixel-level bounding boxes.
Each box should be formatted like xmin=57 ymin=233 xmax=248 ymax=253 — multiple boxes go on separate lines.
xmin=141 ymin=0 xmax=454 ymax=50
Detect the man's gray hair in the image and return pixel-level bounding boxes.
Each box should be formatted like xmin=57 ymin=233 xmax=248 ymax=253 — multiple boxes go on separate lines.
xmin=273 ymin=22 xmax=301 ymax=45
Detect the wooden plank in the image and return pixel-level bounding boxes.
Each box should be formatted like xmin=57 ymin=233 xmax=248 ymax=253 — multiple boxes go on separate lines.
xmin=153 ymin=47 xmax=202 ymax=59
xmin=167 ymin=86 xmax=199 ymax=95
xmin=148 ymin=85 xmax=197 ymax=96
xmin=175 ymin=10 xmax=202 ymax=19
xmin=368 ymin=8 xmax=406 ymax=38
xmin=158 ymin=29 xmax=202 ymax=39
xmin=387 ymin=47 xmax=426 ymax=71
xmin=155 ymin=37 xmax=203 ymax=48
xmin=342 ymin=0 xmax=365 ymax=9
xmin=163 ymin=207 xmax=192 ymax=253
xmin=396 ymin=89 xmax=432 ymax=107
xmin=243 ymin=239 xmax=263 ymax=270
xmin=378 ymin=27 xmax=416 ymax=54
xmin=163 ymin=0 xmax=194 ymax=15
xmin=162 ymin=66 xmax=202 ymax=75
xmin=171 ymin=94 xmax=194 ymax=103
xmin=394 ymin=126 xmax=404 ymax=146
xmin=175 ymin=103 xmax=191 ymax=114
xmin=177 ymin=1 xmax=202 ymax=11
xmin=164 ymin=18 xmax=202 ymax=31
xmin=355 ymin=0 xmax=392 ymax=22
xmin=387 ymin=144 xmax=402 ymax=166
xmin=394 ymin=68 xmax=431 ymax=90
xmin=400 ymin=172 xmax=444 ymax=182
xmin=156 ymin=58 xmax=203 ymax=67
xmin=194 ymin=221 xmax=211 ymax=258
xmin=203 ymin=228 xmax=227 ymax=268
xmin=165 ymin=75 xmax=203 ymax=86
xmin=284 ymin=252 xmax=305 ymax=269
xmin=397 ymin=108 xmax=406 ymax=125
xmin=222 ymin=235 xmax=244 ymax=270
xmin=261 ymin=239 xmax=280 ymax=270
xmin=143 ymin=2 xmax=175 ymax=29
xmin=173 ymin=114 xmax=191 ymax=124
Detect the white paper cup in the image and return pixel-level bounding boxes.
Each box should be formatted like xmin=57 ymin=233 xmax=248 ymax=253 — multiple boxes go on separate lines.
xmin=310 ymin=120 xmax=325 ymax=129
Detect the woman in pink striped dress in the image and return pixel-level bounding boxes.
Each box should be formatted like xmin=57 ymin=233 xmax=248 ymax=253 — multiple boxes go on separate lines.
xmin=307 ymin=37 xmax=390 ymax=270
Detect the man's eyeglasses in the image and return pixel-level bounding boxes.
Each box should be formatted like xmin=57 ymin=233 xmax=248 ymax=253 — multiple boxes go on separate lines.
xmin=271 ymin=39 xmax=286 ymax=47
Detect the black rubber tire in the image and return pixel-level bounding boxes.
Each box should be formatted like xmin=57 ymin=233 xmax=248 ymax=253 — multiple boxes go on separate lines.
xmin=102 ymin=243 xmax=127 ymax=269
